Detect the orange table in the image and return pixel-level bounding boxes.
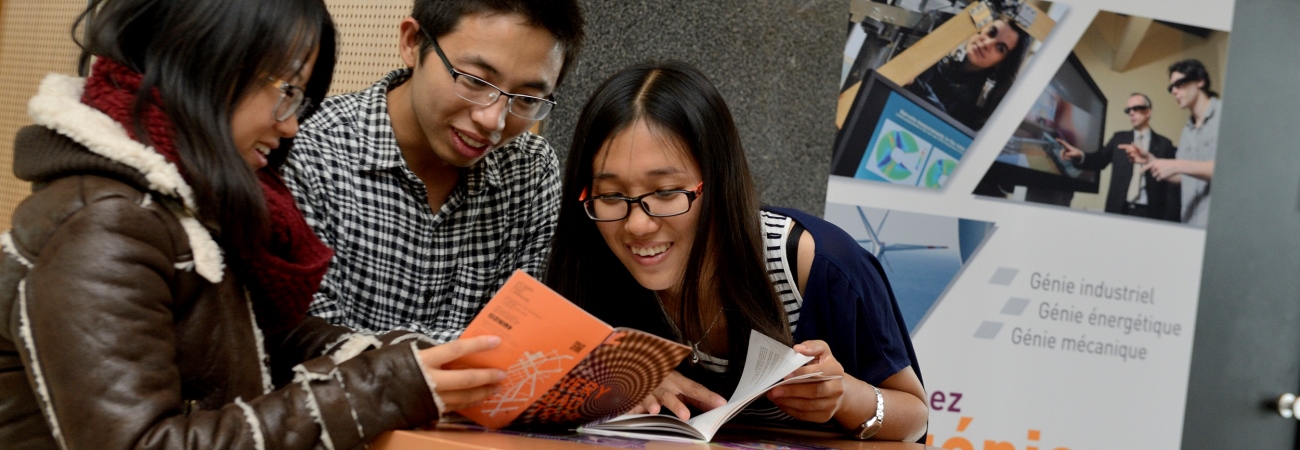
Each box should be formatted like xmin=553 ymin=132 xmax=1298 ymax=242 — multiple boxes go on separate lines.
xmin=372 ymin=423 xmax=940 ymax=450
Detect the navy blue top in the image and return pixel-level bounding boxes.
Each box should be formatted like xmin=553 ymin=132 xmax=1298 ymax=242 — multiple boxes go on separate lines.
xmin=765 ymin=206 xmax=923 ymax=387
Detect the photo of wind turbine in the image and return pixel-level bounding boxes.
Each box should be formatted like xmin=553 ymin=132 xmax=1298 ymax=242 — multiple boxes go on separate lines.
xmin=824 ymin=202 xmax=994 ymax=334
xmin=855 ymin=206 xmax=949 ymax=272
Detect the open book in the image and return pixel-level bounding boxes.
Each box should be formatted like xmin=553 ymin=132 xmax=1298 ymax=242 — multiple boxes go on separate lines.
xmin=577 ymin=329 xmax=840 ymax=442
xmin=449 ymin=271 xmax=691 ymax=429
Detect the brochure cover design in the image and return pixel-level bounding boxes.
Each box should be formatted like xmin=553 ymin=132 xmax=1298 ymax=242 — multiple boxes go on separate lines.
xmin=825 ymin=1 xmax=1232 ymax=448
xmin=451 ymin=271 xmax=691 ymax=429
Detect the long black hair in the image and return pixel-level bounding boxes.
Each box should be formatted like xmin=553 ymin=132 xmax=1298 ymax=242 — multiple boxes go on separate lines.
xmin=978 ymin=17 xmax=1031 ymax=115
xmin=73 ymin=0 xmax=337 ymax=258
xmin=546 ymin=61 xmax=791 ymax=384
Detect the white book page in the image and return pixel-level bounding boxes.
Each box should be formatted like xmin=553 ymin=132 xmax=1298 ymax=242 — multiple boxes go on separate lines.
xmin=732 ymin=329 xmax=815 ymax=397
xmin=583 ymin=330 xmax=840 ymax=442
xmin=579 ymin=425 xmax=705 ymax=444
xmin=681 ymin=330 xmax=818 ymax=440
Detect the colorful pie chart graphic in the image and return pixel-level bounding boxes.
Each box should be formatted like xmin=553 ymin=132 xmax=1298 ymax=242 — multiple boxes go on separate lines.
xmin=873 ymin=130 xmax=921 ymax=181
xmin=923 ymin=158 xmax=957 ymax=188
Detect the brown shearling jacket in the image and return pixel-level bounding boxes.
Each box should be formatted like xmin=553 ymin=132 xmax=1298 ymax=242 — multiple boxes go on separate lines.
xmin=0 ymin=74 xmax=444 ymax=450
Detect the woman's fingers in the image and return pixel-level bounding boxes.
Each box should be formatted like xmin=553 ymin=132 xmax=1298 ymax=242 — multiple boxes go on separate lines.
xmin=641 ymin=395 xmax=662 ymax=415
xmin=627 ymin=395 xmax=660 ymax=416
xmin=429 ymin=367 xmax=505 ymax=391
xmin=767 ymin=366 xmax=847 ymax=424
xmin=793 ymin=340 xmax=832 ymax=360
xmin=419 ymin=335 xmax=501 ymax=368
xmin=657 ymin=389 xmax=692 ymax=420
xmin=440 ymin=383 xmax=504 ymax=412
xmin=415 ymin=335 xmax=507 ymax=413
xmin=675 ymin=379 xmax=726 ymax=411
xmin=770 ymin=379 xmax=841 ymax=400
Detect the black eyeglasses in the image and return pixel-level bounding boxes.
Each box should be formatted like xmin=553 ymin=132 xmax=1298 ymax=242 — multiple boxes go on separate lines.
xmin=579 ymin=182 xmax=704 ymax=222
xmin=1123 ymin=105 xmax=1150 ymax=114
xmin=263 ymin=76 xmax=310 ymax=122
xmin=421 ymin=27 xmax=557 ymax=121
xmin=1167 ymin=76 xmax=1200 ymax=94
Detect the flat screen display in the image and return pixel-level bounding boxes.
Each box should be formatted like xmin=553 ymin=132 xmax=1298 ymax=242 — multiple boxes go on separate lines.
xmin=831 ymin=70 xmax=975 ymax=190
xmin=979 ymin=52 xmax=1105 ymax=193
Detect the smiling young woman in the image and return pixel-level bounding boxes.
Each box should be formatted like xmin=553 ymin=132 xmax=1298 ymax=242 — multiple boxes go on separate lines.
xmin=546 ymin=61 xmax=929 ymax=442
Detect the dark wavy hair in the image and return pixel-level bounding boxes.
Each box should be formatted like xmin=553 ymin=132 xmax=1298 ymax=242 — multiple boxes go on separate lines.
xmin=1169 ymin=58 xmax=1219 ymax=98
xmin=73 ymin=0 xmax=337 ymax=258
xmin=976 ymin=17 xmax=1031 ymax=119
xmin=412 ymin=0 xmax=585 ymax=88
xmin=545 ymin=61 xmax=791 ymax=384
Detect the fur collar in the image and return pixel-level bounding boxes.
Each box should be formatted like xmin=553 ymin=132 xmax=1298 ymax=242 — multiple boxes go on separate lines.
xmin=26 ymin=73 xmax=225 ymax=283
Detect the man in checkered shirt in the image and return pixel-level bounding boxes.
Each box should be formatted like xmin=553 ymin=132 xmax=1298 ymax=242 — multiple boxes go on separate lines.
xmin=283 ymin=0 xmax=585 ymax=343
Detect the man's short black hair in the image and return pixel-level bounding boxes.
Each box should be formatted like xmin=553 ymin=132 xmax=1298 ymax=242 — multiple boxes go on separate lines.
xmin=412 ymin=0 xmax=585 ymax=88
xmin=1168 ymin=58 xmax=1218 ymax=98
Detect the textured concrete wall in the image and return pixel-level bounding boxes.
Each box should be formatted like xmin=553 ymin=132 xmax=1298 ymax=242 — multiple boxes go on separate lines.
xmin=544 ymin=0 xmax=843 ymax=215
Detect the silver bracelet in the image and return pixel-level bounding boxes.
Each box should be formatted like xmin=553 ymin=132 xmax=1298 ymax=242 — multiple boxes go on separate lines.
xmin=852 ymin=385 xmax=884 ymax=440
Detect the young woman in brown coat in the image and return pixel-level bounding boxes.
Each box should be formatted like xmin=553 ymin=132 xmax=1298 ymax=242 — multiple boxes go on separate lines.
xmin=0 ymin=0 xmax=504 ymax=448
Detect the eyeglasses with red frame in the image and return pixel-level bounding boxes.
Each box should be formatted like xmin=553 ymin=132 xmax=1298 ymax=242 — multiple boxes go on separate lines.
xmin=579 ymin=182 xmax=704 ymax=222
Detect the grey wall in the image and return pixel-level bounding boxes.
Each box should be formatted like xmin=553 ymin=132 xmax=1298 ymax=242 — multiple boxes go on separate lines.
xmin=545 ymin=0 xmax=843 ymax=215
xmin=1181 ymin=0 xmax=1300 ymax=447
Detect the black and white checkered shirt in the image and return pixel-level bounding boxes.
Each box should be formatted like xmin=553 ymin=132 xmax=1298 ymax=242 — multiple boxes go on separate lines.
xmin=283 ymin=69 xmax=560 ymax=343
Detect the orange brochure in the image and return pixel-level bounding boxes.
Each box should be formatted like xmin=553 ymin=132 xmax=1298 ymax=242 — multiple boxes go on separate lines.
xmin=450 ymin=270 xmax=690 ymax=429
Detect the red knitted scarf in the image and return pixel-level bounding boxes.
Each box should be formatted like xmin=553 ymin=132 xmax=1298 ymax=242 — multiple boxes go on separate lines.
xmin=82 ymin=58 xmax=333 ymax=337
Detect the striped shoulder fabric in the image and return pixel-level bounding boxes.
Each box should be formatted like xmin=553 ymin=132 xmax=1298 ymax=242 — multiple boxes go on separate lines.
xmin=760 ymin=209 xmax=804 ymax=331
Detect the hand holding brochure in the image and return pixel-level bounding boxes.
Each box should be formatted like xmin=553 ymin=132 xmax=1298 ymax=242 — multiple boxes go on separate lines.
xmin=448 ymin=271 xmax=691 ymax=429
xmin=577 ymin=329 xmax=841 ymax=442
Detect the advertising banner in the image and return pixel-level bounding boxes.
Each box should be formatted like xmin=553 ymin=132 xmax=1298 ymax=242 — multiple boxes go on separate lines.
xmin=828 ymin=0 xmax=1233 ymax=448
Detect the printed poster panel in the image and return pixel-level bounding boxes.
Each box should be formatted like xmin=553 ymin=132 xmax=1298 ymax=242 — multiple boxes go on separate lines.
xmin=974 ymin=10 xmax=1228 ymax=229
xmin=852 ymin=94 xmax=974 ymax=189
xmin=831 ymin=1 xmax=1063 ymax=190
xmin=823 ymin=0 xmax=1232 ymax=448
xmin=823 ymin=202 xmax=993 ymax=333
